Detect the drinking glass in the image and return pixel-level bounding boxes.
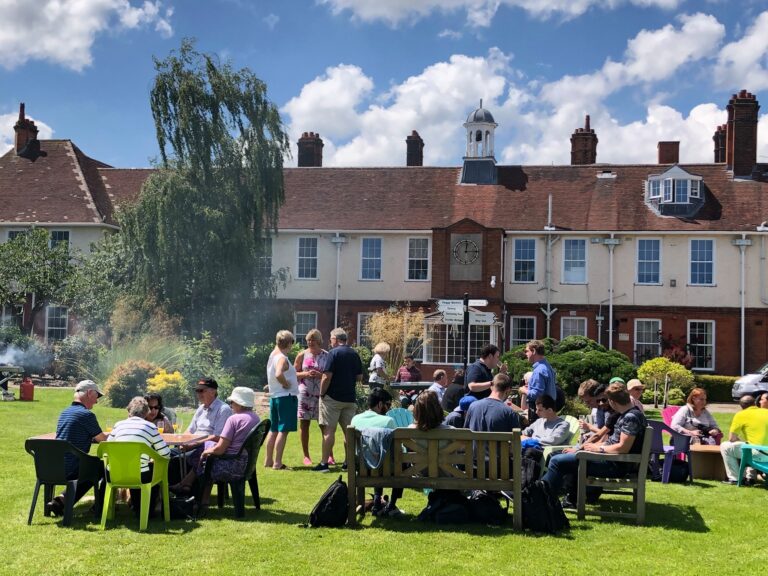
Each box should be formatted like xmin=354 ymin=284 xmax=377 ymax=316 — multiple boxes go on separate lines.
xmin=157 ymin=421 xmax=165 ymax=434
xmin=174 ymin=417 xmax=183 ymax=438
xmin=105 ymin=420 xmax=113 ymax=434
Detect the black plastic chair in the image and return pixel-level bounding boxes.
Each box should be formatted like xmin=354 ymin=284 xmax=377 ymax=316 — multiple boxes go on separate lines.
xmin=204 ymin=419 xmax=270 ymax=517
xmin=25 ymin=438 xmax=104 ymax=526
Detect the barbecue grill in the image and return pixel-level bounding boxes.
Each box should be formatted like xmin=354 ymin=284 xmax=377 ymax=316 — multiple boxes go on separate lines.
xmin=0 ymin=364 xmax=23 ymax=394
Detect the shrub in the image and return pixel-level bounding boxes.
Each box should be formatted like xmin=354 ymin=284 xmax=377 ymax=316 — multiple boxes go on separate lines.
xmin=666 ymin=387 xmax=686 ymax=406
xmin=551 ymin=349 xmax=636 ymax=395
xmin=0 ymin=325 xmax=30 ymax=349
xmin=637 ymin=357 xmax=694 ymax=394
xmin=694 ymin=374 xmax=738 ymax=402
xmin=240 ymin=340 xmax=301 ymax=391
xmin=555 ymin=335 xmax=605 ymax=354
xmin=146 ymin=368 xmax=188 ymax=407
xmin=178 ymin=332 xmax=234 ymax=404
xmin=561 ymin=397 xmax=590 ymax=417
xmin=52 ymin=334 xmax=105 ymax=380
xmin=103 ymin=360 xmax=159 ymax=408
xmin=354 ymin=346 xmax=372 ymax=371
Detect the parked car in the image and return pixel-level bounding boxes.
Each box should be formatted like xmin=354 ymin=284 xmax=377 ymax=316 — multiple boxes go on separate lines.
xmin=732 ymin=362 xmax=768 ymax=400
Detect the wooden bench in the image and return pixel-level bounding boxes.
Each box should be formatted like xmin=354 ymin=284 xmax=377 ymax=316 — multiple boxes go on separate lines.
xmin=345 ymin=426 xmax=522 ymax=529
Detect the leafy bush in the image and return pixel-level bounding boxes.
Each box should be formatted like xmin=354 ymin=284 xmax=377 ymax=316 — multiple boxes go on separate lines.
xmin=354 ymin=346 xmax=372 ymax=371
xmin=52 ymin=334 xmax=105 ymax=380
xmin=0 ymin=325 xmax=30 ymax=349
xmin=146 ymin=368 xmax=188 ymax=407
xmin=501 ymin=337 xmax=636 ymax=396
xmin=103 ymin=360 xmax=159 ymax=408
xmin=178 ymin=332 xmax=234 ymax=404
xmin=666 ymin=387 xmax=686 ymax=406
xmin=240 ymin=340 xmax=301 ymax=390
xmin=94 ymin=334 xmax=186 ymax=384
xmin=561 ymin=397 xmax=590 ymax=417
xmin=637 ymin=357 xmax=694 ymax=394
xmin=694 ymin=374 xmax=738 ymax=402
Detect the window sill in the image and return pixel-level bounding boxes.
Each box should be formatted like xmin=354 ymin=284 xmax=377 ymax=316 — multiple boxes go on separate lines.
xmin=686 ymin=283 xmax=717 ymax=287
xmin=510 ymin=281 xmax=537 ymax=284
xmin=560 ymin=282 xmax=588 ymax=285
xmin=405 ymin=279 xmax=430 ymax=283
xmin=359 ymin=279 xmax=383 ymax=282
xmin=296 ymin=277 xmax=319 ymax=281
xmin=634 ymin=282 xmax=663 ymax=287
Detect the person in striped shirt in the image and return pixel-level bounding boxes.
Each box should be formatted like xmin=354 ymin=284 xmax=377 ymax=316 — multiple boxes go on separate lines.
xmin=108 ymin=396 xmax=171 ymax=516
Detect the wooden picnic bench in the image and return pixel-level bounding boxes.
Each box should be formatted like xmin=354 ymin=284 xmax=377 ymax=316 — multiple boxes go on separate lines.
xmin=345 ymin=426 xmax=522 ymax=529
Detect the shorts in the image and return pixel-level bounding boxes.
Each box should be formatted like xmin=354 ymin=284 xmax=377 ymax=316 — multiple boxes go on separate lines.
xmin=270 ymin=395 xmax=298 ymax=432
xmin=319 ymin=395 xmax=357 ymax=431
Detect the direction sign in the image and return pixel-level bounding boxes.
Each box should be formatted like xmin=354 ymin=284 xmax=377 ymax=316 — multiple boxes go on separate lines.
xmin=437 ymin=299 xmax=463 ymax=314
xmin=441 ymin=312 xmax=465 ymax=324
xmin=470 ymin=311 xmax=496 ymax=325
xmin=468 ymin=299 xmax=489 ymax=307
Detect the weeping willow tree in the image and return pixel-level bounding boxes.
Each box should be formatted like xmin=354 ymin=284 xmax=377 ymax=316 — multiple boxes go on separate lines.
xmin=119 ymin=38 xmax=290 ymax=355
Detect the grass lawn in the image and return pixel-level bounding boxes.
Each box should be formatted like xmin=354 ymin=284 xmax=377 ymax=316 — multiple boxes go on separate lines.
xmin=1 ymin=387 xmax=763 ymax=576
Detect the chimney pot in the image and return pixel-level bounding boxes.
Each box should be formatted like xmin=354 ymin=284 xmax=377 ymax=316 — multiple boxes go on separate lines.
xmin=570 ymin=114 xmax=598 ymax=165
xmin=725 ymin=89 xmax=760 ymax=176
xmin=14 ymin=102 xmax=39 ymax=154
xmin=297 ymin=131 xmax=324 ymax=167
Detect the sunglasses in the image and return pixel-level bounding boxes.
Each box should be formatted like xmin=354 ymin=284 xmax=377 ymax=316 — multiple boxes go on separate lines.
xmin=195 ymin=388 xmax=207 ymax=394
xmin=148 ymin=406 xmax=159 ymax=411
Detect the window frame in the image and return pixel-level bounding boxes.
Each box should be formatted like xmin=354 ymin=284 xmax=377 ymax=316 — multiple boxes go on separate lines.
xmin=255 ymin=237 xmax=272 ymax=278
xmin=636 ymin=237 xmax=662 ymax=285
xmin=510 ymin=316 xmax=536 ymax=348
xmin=512 ymin=238 xmax=537 ymax=283
xmin=561 ymin=238 xmax=587 ymax=284
xmin=49 ymin=230 xmax=70 ymax=250
xmin=689 ymin=238 xmax=715 ymax=286
xmin=360 ymin=237 xmax=383 ymax=281
xmin=560 ymin=317 xmax=587 ymax=339
xmin=293 ymin=311 xmax=318 ymax=344
xmin=634 ymin=318 xmax=661 ymax=364
xmin=422 ymin=319 xmax=497 ymax=365
xmin=687 ymin=320 xmax=715 ymax=371
xmin=357 ymin=312 xmax=374 ymax=348
xmin=648 ymin=179 xmax=661 ymax=199
xmin=406 ymin=237 xmax=430 ymax=282
xmin=45 ymin=305 xmax=68 ymax=343
xmin=296 ymin=237 xmax=318 ymax=280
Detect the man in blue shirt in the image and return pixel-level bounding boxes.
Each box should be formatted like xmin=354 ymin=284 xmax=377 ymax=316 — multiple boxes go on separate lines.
xmin=465 ymin=374 xmax=520 ymax=432
xmin=51 ymin=380 xmax=108 ymax=516
xmin=519 ymin=340 xmax=556 ymax=424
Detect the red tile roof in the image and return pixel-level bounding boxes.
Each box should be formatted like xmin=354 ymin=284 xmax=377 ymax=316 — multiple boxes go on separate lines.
xmin=280 ymin=164 xmax=768 ymax=232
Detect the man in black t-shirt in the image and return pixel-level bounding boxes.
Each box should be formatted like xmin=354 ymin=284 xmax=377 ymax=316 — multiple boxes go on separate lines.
xmin=465 ymin=344 xmax=508 ymax=400
xmin=314 ymin=328 xmax=363 ymax=472
xmin=542 ymin=381 xmax=646 ymax=507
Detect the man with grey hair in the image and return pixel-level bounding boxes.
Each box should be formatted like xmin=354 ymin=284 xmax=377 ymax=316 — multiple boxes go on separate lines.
xmin=108 ymin=396 xmax=171 ymax=516
xmin=49 ymin=380 xmax=109 ymax=517
xmin=314 ymin=327 xmax=363 ymax=472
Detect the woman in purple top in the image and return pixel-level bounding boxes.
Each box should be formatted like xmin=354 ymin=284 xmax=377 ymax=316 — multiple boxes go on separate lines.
xmin=171 ymin=387 xmax=260 ymax=513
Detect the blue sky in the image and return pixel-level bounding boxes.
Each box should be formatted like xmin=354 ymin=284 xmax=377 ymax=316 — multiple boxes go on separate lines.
xmin=1 ymin=0 xmax=768 ymax=168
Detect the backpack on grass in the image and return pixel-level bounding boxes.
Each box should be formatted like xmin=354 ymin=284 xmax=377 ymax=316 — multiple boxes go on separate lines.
xmin=521 ymin=480 xmax=570 ymax=534
xmin=309 ymin=475 xmax=348 ymax=527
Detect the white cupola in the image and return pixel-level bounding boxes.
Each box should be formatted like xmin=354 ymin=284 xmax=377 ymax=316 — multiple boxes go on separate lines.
xmin=463 ymin=99 xmax=498 ymax=159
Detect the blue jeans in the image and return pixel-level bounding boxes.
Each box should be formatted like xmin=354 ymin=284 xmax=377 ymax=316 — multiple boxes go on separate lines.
xmin=542 ymin=451 xmax=626 ymax=501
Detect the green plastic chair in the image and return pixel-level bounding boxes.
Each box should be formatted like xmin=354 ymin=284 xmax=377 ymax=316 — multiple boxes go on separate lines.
xmin=97 ymin=442 xmax=170 ymax=530
xmin=738 ymin=443 xmax=768 ymax=486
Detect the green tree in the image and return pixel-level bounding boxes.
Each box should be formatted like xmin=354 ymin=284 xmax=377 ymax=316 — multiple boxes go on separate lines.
xmin=0 ymin=228 xmax=75 ymax=334
xmin=119 ymin=39 xmax=290 ymax=354
xmin=637 ymin=357 xmax=694 ymax=394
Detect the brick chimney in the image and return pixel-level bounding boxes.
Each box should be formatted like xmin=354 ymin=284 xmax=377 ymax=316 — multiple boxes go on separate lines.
xmin=570 ymin=115 xmax=598 ymax=165
xmin=712 ymin=124 xmax=726 ymax=163
xmin=297 ymin=132 xmax=323 ymax=167
xmin=14 ymin=103 xmax=39 ymax=154
xmin=406 ymin=130 xmax=424 ymax=166
xmin=657 ymin=141 xmax=679 ymax=164
xmin=725 ymin=90 xmax=760 ymax=177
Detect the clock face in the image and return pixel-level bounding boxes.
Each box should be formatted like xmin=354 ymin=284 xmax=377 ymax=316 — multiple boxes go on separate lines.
xmin=453 ymin=239 xmax=480 ymax=264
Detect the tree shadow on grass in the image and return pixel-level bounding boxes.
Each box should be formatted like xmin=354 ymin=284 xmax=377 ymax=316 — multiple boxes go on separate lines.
xmin=348 ymin=515 xmax=574 ymax=539
xmin=566 ymin=501 xmax=707 ymax=532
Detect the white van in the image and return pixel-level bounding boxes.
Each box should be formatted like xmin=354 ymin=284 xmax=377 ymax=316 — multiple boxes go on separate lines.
xmin=731 ymin=362 xmax=768 ymax=400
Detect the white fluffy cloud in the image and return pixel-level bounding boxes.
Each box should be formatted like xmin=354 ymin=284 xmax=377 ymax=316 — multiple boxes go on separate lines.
xmin=318 ymin=0 xmax=682 ymax=26
xmin=0 ymin=110 xmax=54 ymax=155
xmin=0 ymin=0 xmax=174 ymax=71
xmin=714 ymin=10 xmax=768 ymax=91
xmin=283 ymin=12 xmax=749 ymax=167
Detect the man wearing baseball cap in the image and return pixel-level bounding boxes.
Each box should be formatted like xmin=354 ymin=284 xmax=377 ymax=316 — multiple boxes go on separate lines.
xmin=49 ymin=380 xmax=108 ymax=517
xmin=184 ymin=377 xmax=233 ymax=452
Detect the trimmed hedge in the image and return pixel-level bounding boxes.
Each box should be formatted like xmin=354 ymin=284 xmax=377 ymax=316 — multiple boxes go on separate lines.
xmin=694 ymin=374 xmax=738 ymax=402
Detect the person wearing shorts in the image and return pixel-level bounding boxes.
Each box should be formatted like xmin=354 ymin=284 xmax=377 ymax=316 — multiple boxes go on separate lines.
xmin=313 ymin=327 xmax=362 ymax=472
xmin=264 ymin=330 xmax=300 ymax=470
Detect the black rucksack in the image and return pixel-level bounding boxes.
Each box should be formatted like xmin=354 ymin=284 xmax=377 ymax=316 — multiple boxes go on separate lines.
xmin=309 ymin=475 xmax=348 ymax=527
xmin=417 ymin=489 xmax=470 ymax=525
xmin=521 ymin=480 xmax=570 ymax=534
xmin=467 ymin=490 xmax=508 ymax=525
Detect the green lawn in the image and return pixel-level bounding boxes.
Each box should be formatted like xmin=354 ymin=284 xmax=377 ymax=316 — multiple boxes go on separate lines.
xmin=1 ymin=388 xmax=762 ymax=576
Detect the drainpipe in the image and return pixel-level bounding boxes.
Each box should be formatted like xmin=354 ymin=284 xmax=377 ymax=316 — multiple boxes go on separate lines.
xmin=603 ymin=234 xmax=621 ymax=350
xmin=330 ymin=233 xmax=347 ymax=327
xmin=733 ymin=233 xmax=753 ymax=375
xmin=759 ymin=222 xmax=768 ymax=306
xmin=541 ymin=194 xmax=558 ymax=338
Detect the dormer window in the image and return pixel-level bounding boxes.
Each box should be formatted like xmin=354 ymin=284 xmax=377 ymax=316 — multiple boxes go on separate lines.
xmin=646 ymin=166 xmax=702 ymax=205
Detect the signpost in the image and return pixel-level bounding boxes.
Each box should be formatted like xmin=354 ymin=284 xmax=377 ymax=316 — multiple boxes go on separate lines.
xmin=436 ymin=296 xmax=494 ymax=377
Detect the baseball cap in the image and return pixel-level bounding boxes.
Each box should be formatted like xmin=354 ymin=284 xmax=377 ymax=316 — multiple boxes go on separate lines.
xmin=458 ymin=395 xmax=477 ymax=412
xmin=196 ymin=377 xmax=218 ymax=390
xmin=609 ymin=377 xmax=626 ymax=385
xmin=75 ymin=379 xmax=103 ymax=398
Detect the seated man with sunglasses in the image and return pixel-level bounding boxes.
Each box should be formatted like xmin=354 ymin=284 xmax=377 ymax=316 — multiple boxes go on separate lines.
xmin=180 ymin=378 xmax=233 ymax=472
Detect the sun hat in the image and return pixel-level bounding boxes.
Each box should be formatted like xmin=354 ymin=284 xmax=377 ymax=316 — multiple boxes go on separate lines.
xmin=227 ymin=386 xmax=255 ymax=408
xmin=627 ymin=379 xmax=645 ymax=390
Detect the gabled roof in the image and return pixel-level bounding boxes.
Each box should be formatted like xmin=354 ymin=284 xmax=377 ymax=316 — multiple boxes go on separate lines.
xmin=0 ymin=140 xmax=115 ymax=226
xmin=280 ymin=164 xmax=768 ymax=232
